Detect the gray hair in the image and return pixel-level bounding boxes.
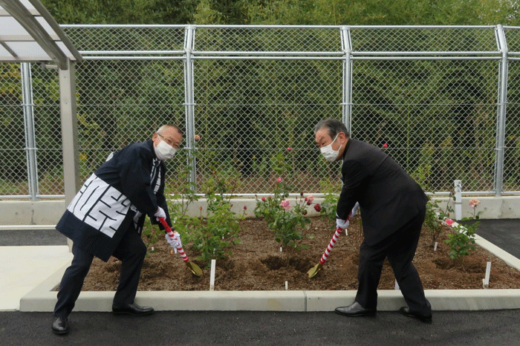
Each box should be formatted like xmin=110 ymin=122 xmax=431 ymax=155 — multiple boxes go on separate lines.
xmin=314 ymin=119 xmax=350 ymax=139
xmin=157 ymin=123 xmax=182 ymax=135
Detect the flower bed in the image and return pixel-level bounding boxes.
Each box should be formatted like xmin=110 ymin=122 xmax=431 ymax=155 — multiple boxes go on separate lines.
xmin=82 ymin=215 xmax=520 ymax=291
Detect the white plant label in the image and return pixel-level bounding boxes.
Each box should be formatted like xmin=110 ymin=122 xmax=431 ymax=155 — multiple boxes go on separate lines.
xmin=484 ymin=261 xmax=492 ymax=287
xmin=285 ymin=281 xmax=288 ymax=290
xmin=434 ymin=242 xmax=438 ymax=251
xmin=395 ymin=280 xmax=399 ymax=290
xmin=209 ymin=259 xmax=216 ymax=291
xmin=280 ymin=247 xmax=283 ymax=252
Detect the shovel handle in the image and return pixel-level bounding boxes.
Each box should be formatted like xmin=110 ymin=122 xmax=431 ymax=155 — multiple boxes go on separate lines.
xmin=318 ymin=211 xmax=354 ymax=265
xmin=158 ymin=217 xmax=190 ymax=263
xmin=319 ymin=227 xmax=343 ymax=265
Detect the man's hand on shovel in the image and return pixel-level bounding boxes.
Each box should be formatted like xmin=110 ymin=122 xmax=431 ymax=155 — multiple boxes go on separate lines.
xmin=158 ymin=217 xmax=203 ymax=277
xmin=164 ymin=232 xmax=182 ymax=253
xmin=307 ymin=205 xmax=358 ymax=279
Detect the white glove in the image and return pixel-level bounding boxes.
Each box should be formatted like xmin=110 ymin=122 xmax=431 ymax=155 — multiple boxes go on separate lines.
xmin=351 ymin=202 xmax=359 ymax=216
xmin=165 ymin=231 xmax=182 ymax=253
xmin=154 ymin=207 xmax=167 ymax=221
xmin=336 ymin=218 xmax=350 ymax=230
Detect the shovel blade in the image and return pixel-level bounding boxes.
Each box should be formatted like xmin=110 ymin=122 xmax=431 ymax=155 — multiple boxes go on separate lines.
xmin=186 ymin=261 xmax=203 ymax=277
xmin=307 ymin=263 xmax=322 ymax=279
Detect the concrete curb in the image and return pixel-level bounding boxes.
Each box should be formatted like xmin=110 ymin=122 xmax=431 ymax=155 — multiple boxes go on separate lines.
xmin=20 ymin=233 xmax=520 ymax=312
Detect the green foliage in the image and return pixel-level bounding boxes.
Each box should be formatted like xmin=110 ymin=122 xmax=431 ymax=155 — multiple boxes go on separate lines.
xmin=444 ymin=203 xmax=483 ymax=264
xmin=445 ymin=223 xmax=477 ymax=263
xmin=318 ymin=178 xmax=341 ymax=223
xmin=187 ymin=190 xmax=242 ymax=263
xmin=254 ymin=149 xmax=315 ymax=249
xmin=140 ymin=218 xmax=161 ymax=254
xmin=167 ymin=160 xmax=243 ymax=264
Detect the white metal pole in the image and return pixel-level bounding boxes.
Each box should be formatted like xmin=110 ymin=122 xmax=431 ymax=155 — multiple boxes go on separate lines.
xmin=59 ymin=59 xmax=80 ymax=251
xmin=494 ymin=25 xmax=509 ymax=197
xmin=184 ymin=26 xmax=197 ymax=189
xmin=20 ymin=63 xmax=39 ymax=201
xmin=454 ymin=180 xmax=462 ymax=221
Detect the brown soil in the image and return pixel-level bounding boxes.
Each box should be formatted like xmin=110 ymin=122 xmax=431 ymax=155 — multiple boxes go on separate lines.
xmin=82 ymin=216 xmax=520 ymax=291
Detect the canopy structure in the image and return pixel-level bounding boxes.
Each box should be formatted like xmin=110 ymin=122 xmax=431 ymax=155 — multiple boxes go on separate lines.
xmin=0 ymin=0 xmax=82 ymax=69
xmin=0 ymin=0 xmax=81 ymax=238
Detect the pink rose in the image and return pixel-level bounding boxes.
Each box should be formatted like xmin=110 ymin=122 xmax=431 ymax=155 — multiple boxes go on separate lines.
xmin=194 ymin=134 xmax=201 ymax=141
xmin=383 ymin=143 xmax=388 ymax=148
xmin=280 ymin=199 xmax=291 ymax=211
xmin=261 ymin=197 xmax=266 ymax=202
xmin=469 ymin=199 xmax=481 ymax=208
xmin=306 ymin=194 xmax=314 ymax=204
xmin=277 ymin=177 xmax=283 ymax=183
xmin=445 ymin=218 xmax=454 ymax=226
xmin=287 ymin=147 xmax=292 ymax=151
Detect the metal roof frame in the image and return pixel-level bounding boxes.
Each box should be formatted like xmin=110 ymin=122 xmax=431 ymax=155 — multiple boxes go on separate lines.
xmin=0 ymin=0 xmax=82 ymax=69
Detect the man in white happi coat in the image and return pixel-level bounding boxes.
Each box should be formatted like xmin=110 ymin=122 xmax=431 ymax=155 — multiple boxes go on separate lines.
xmin=52 ymin=124 xmax=183 ymax=335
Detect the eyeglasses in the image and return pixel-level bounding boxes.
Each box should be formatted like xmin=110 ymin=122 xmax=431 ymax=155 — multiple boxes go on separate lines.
xmin=157 ymin=133 xmax=182 ymax=149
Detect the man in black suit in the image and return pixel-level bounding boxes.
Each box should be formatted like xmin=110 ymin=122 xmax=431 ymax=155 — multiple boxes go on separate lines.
xmin=52 ymin=124 xmax=183 ymax=335
xmin=315 ymin=119 xmax=432 ymax=323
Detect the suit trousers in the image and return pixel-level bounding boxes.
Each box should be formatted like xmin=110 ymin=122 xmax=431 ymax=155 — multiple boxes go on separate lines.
xmin=54 ymin=224 xmax=147 ymax=318
xmin=355 ymin=209 xmax=431 ymax=317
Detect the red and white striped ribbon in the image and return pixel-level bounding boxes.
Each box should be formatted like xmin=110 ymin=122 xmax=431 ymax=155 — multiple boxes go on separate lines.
xmin=319 ymin=227 xmax=343 ymax=265
xmin=159 ymin=218 xmax=190 ymax=263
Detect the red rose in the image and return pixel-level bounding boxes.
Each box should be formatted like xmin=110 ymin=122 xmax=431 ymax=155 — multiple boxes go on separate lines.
xmin=303 ymin=210 xmax=308 ymax=216
xmin=314 ymin=204 xmax=322 ymax=212
xmin=243 ymin=206 xmax=247 ymax=210
xmin=383 ymin=143 xmax=388 ymax=148
xmin=261 ymin=197 xmax=266 ymax=202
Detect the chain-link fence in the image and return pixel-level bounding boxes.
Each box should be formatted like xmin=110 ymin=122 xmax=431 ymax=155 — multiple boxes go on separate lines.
xmin=2 ymin=25 xmax=520 ymax=198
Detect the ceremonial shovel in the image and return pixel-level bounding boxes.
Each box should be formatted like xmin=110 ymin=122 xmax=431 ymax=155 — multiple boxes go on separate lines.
xmin=158 ymin=217 xmax=203 ymax=277
xmin=307 ymin=227 xmax=343 ymax=278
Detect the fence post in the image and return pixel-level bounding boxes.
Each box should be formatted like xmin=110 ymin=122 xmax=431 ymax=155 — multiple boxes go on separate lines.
xmin=494 ymin=25 xmax=509 ymax=197
xmin=20 ymin=63 xmax=39 ymax=201
xmin=454 ymin=180 xmax=462 ymax=221
xmin=184 ymin=25 xmax=197 ymax=190
xmin=341 ymin=26 xmax=353 ymax=134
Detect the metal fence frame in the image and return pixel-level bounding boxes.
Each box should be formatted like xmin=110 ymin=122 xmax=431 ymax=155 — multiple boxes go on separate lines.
xmin=3 ymin=24 xmax=520 ymax=198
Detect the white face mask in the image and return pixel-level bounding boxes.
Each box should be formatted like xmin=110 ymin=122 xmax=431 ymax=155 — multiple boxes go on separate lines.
xmin=154 ymin=138 xmax=177 ymax=160
xmin=320 ymin=134 xmax=342 ymax=162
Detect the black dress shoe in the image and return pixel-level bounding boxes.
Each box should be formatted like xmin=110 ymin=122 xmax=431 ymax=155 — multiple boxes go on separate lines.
xmin=335 ymin=301 xmax=376 ymax=317
xmin=52 ymin=317 xmax=69 ymax=335
xmin=399 ymin=307 xmax=432 ymax=324
xmin=112 ymin=303 xmax=154 ymax=316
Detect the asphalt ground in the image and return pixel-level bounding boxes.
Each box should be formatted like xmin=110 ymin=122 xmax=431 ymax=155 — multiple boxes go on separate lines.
xmin=1 ymin=219 xmax=519 ymax=345
xmin=0 ymin=229 xmax=67 ymax=246
xmin=1 ymin=310 xmax=520 ymax=346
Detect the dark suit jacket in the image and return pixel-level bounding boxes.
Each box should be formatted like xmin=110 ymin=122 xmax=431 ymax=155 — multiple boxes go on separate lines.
xmin=336 ymin=139 xmax=428 ymax=246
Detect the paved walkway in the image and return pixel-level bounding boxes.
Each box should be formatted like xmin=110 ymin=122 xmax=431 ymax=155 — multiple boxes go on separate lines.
xmin=0 ymin=230 xmax=71 ymax=311
xmin=475 ymin=219 xmax=520 ymax=258
xmin=1 ymin=310 xmax=520 ymax=345
xmin=0 ymin=221 xmax=519 ymax=344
